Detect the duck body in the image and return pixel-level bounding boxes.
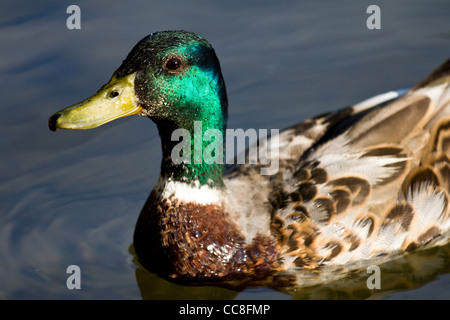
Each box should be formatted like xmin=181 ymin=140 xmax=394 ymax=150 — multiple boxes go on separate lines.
xmin=49 ymin=31 xmax=450 ymax=287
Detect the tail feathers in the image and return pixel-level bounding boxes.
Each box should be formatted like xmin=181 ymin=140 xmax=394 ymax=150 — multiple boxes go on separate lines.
xmin=414 ymin=59 xmax=450 ymax=130
xmin=343 ymin=59 xmax=450 ymax=150
xmin=412 ymin=58 xmax=450 ymax=91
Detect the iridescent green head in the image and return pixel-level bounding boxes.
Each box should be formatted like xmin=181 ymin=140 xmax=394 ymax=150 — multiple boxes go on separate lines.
xmin=49 ymin=31 xmax=229 ymax=186
xmin=118 ymin=31 xmax=228 ymax=130
xmin=49 ymin=30 xmax=227 ymax=131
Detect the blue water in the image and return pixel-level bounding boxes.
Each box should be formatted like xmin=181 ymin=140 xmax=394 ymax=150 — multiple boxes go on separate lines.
xmin=1 ymin=0 xmax=450 ymax=299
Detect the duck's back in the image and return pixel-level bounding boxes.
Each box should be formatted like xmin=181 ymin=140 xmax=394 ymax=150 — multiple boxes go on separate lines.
xmin=225 ymin=59 xmax=450 ymax=271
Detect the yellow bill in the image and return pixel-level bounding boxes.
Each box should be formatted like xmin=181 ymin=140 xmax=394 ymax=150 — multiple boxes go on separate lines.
xmin=49 ymin=72 xmax=142 ymax=131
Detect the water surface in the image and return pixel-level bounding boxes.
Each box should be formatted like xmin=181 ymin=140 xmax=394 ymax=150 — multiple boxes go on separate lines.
xmin=1 ymin=0 xmax=450 ymax=299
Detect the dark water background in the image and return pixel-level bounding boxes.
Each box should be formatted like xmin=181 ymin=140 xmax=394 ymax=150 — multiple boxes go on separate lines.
xmin=1 ymin=0 xmax=450 ymax=299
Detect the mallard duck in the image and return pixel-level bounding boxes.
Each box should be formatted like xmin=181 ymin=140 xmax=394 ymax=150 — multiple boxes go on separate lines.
xmin=49 ymin=30 xmax=450 ymax=287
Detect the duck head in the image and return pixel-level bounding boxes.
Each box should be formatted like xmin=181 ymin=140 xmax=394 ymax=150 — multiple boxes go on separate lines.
xmin=49 ymin=31 xmax=229 ymax=187
xmin=49 ymin=30 xmax=228 ymax=133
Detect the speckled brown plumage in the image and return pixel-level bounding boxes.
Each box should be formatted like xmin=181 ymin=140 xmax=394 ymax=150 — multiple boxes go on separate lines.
xmin=134 ymin=190 xmax=282 ymax=283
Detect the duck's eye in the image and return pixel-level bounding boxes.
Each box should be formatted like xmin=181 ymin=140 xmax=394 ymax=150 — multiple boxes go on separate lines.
xmin=165 ymin=58 xmax=181 ymax=71
xmin=108 ymin=91 xmax=119 ymax=99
